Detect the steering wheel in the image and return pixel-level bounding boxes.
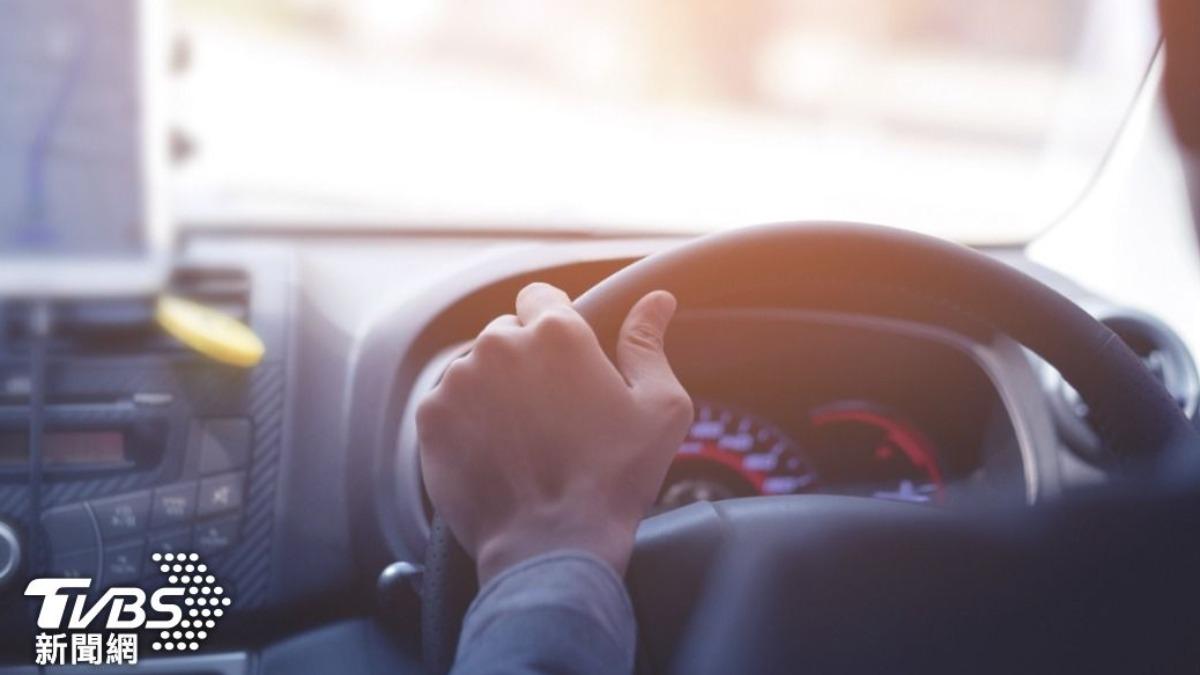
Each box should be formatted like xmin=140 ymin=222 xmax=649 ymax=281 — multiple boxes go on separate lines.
xmin=419 ymin=222 xmax=1199 ymax=673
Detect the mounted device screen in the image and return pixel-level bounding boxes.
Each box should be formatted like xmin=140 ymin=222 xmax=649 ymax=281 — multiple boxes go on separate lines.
xmin=0 ymin=0 xmax=166 ymax=295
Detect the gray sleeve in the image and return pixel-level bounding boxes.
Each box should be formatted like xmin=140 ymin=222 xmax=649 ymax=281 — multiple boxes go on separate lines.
xmin=451 ymin=550 xmax=636 ymax=675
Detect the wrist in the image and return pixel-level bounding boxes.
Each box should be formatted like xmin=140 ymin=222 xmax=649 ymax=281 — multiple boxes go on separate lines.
xmin=474 ymin=518 xmax=636 ymax=586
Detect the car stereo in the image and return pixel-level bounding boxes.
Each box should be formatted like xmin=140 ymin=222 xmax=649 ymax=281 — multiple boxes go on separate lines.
xmin=0 ymin=346 xmax=280 ymax=608
xmin=0 ymin=402 xmax=169 ymax=474
xmin=0 ymin=255 xmax=291 ymax=622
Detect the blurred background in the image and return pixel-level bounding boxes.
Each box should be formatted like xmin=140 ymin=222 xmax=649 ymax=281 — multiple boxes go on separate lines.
xmin=171 ymin=0 xmax=1158 ymax=243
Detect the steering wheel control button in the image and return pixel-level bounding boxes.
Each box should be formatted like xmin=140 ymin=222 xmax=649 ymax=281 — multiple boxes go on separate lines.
xmin=151 ymin=482 xmax=198 ymax=526
xmin=0 ymin=521 xmax=21 ymax=589
xmin=148 ymin=528 xmax=192 ymax=559
xmin=197 ymin=473 xmax=244 ymax=517
xmin=197 ymin=418 xmax=252 ymax=475
xmin=91 ymin=491 xmax=151 ymax=540
xmin=41 ymin=504 xmax=99 ymax=554
xmin=49 ymin=549 xmax=99 ymax=580
xmin=103 ymin=540 xmax=145 ymax=585
xmin=193 ymin=516 xmax=240 ymax=556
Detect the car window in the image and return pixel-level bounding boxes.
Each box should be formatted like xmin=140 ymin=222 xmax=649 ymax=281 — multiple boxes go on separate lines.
xmin=174 ymin=0 xmax=1159 ymax=243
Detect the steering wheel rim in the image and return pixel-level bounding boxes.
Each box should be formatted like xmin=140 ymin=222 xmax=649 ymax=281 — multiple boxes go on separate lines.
xmin=420 ymin=221 xmax=1199 ymax=673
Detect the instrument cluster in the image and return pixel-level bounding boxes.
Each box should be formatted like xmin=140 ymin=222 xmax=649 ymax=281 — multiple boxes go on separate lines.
xmin=657 ymin=398 xmax=949 ymax=512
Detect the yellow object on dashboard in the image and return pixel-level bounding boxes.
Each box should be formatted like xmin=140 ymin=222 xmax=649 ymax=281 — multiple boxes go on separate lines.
xmin=155 ymin=295 xmax=265 ymax=368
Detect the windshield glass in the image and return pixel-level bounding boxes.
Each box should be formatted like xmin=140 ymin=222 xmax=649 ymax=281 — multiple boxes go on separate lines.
xmin=174 ymin=0 xmax=1159 ymax=243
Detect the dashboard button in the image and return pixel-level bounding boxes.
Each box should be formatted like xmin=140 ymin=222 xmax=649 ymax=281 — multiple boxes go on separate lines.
xmin=193 ymin=517 xmax=239 ymax=556
xmin=41 ymin=504 xmax=98 ymax=554
xmin=151 ymin=482 xmax=197 ymax=526
xmin=49 ymin=548 xmax=99 ymax=580
xmin=103 ymin=540 xmax=144 ymax=585
xmin=198 ymin=418 xmax=252 ymax=475
xmin=148 ymin=528 xmax=192 ymax=559
xmin=197 ymin=473 xmax=244 ymax=517
xmin=91 ymin=491 xmax=151 ymax=540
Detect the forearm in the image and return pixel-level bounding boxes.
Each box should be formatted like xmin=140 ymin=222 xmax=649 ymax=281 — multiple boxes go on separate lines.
xmin=451 ymin=550 xmax=636 ymax=675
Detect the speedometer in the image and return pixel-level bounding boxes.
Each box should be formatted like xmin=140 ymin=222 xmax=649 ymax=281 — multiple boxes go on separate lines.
xmin=658 ymin=398 xmax=946 ymax=512
xmin=656 ymin=400 xmax=815 ymax=512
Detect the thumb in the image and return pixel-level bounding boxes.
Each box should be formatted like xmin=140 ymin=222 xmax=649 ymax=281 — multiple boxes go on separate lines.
xmin=616 ymin=290 xmax=679 ymax=389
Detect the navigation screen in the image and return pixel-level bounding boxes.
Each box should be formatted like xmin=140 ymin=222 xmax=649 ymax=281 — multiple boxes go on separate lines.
xmin=0 ymin=0 xmax=145 ymax=256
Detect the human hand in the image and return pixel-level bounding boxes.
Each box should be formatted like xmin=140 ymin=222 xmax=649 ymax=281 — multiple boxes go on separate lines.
xmin=417 ymin=282 xmax=693 ymax=584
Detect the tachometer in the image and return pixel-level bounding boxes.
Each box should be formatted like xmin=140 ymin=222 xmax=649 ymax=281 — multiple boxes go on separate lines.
xmin=658 ymin=398 xmax=946 ymax=512
xmin=656 ymin=401 xmax=815 ymax=512
xmin=807 ymin=400 xmax=944 ymax=504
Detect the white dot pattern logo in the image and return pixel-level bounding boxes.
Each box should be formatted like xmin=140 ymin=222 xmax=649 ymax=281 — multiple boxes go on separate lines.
xmin=148 ymin=552 xmax=231 ymax=652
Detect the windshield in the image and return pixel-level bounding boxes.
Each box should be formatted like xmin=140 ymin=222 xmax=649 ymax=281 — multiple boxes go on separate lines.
xmin=174 ymin=0 xmax=1159 ymax=243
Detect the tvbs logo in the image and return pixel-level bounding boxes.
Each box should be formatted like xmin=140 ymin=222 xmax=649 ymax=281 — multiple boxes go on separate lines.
xmin=24 ymin=552 xmax=230 ymax=666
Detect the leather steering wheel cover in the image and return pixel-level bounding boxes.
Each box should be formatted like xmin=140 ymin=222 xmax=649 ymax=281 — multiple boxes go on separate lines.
xmin=423 ymin=515 xmax=477 ymax=674
xmin=420 ymin=221 xmax=1200 ymax=672
xmin=571 ymin=221 xmax=1193 ymax=461
xmin=625 ymin=495 xmax=955 ymax=670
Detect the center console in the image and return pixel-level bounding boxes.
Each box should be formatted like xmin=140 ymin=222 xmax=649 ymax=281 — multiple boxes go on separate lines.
xmin=0 ymin=254 xmax=292 ymax=623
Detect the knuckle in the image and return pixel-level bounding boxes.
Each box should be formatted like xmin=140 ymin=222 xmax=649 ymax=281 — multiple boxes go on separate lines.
xmin=534 ymin=310 xmax=585 ymax=341
xmin=472 ymin=329 xmax=513 ymax=360
xmin=653 ymin=386 xmax=694 ymax=425
xmin=517 ymin=281 xmax=551 ymax=300
xmin=438 ymin=357 xmax=475 ymax=394
xmin=669 ymin=388 xmax=694 ymax=419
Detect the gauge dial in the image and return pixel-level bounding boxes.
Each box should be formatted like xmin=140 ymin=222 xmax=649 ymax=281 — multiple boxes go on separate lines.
xmin=807 ymin=400 xmax=944 ymax=504
xmin=656 ymin=400 xmax=815 ymax=512
xmin=658 ymin=399 xmax=945 ymax=512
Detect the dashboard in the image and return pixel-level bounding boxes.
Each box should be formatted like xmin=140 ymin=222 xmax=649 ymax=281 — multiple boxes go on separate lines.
xmin=0 ymin=231 xmax=1195 ymax=667
xmin=661 ymin=397 xmax=948 ymax=510
xmin=654 ymin=310 xmax=1023 ymax=512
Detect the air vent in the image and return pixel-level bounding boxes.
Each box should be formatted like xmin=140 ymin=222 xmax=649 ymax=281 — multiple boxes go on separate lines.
xmin=167 ymin=265 xmax=251 ymax=322
xmin=0 ymin=266 xmax=251 ymax=358
xmin=1048 ymin=311 xmax=1200 ymax=461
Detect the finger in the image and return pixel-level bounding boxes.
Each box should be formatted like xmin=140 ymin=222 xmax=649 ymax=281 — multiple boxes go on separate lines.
xmin=453 ymin=315 xmax=519 ymax=360
xmin=436 ymin=314 xmax=518 ymax=387
xmin=479 ymin=313 xmax=521 ymax=335
xmin=471 ymin=314 xmax=521 ymax=360
xmin=616 ymin=290 xmax=679 ymax=390
xmin=515 ymin=282 xmax=573 ymax=325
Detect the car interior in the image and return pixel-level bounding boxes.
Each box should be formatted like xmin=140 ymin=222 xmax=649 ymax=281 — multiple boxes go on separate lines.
xmin=2 ymin=0 xmax=1200 ymax=673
